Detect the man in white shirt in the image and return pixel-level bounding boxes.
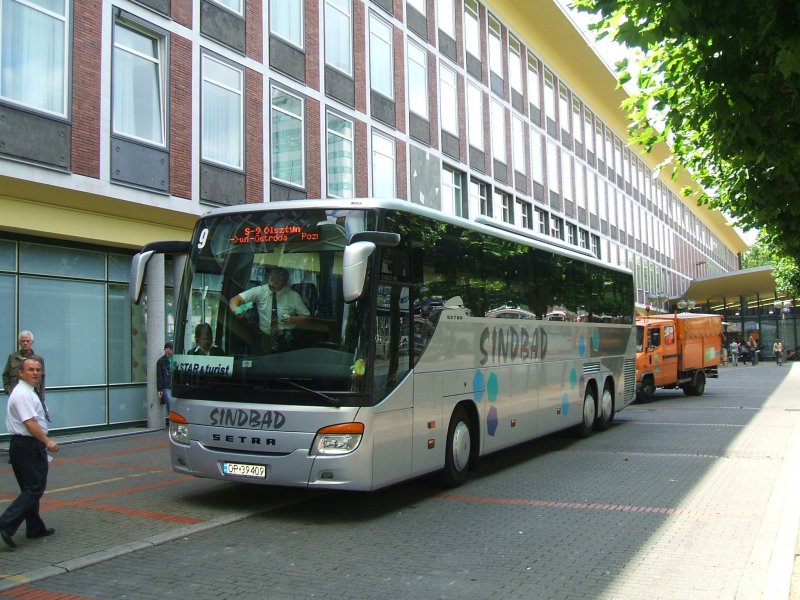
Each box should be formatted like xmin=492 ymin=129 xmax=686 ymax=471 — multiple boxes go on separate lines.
xmin=230 ymin=267 xmax=309 ymax=351
xmin=0 ymin=357 xmax=59 ymax=549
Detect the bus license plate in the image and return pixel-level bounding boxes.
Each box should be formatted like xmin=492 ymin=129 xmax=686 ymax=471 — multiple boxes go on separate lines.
xmin=222 ymin=462 xmax=267 ymax=479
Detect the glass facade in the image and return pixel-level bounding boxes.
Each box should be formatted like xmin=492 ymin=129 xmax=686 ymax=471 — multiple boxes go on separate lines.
xmin=0 ymin=236 xmax=171 ymax=434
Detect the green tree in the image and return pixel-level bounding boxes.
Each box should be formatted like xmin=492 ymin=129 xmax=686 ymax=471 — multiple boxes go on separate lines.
xmin=572 ymin=0 xmax=800 ymax=269
xmin=742 ymin=232 xmax=800 ymax=294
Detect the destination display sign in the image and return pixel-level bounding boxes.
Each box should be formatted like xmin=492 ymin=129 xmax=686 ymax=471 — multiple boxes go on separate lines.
xmin=229 ymin=225 xmax=321 ymax=245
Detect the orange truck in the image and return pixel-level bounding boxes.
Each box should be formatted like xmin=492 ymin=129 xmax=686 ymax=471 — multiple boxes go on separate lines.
xmin=635 ymin=313 xmax=723 ymax=401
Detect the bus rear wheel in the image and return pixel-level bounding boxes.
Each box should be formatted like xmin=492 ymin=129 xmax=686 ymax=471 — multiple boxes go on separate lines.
xmin=595 ymin=384 xmax=614 ymax=431
xmin=443 ymin=406 xmax=472 ymax=487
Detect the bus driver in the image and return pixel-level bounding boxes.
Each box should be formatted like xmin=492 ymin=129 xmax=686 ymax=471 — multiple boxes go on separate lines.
xmin=230 ymin=267 xmax=309 ymax=351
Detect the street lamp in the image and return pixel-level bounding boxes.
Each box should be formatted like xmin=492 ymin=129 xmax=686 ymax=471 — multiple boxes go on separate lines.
xmin=647 ymin=292 xmax=669 ymax=314
xmin=677 ymin=299 xmax=696 ymax=312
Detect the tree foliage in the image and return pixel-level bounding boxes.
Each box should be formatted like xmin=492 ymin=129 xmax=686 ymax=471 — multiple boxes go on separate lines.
xmin=573 ymin=0 xmax=800 ymax=270
xmin=742 ymin=231 xmax=800 ymax=294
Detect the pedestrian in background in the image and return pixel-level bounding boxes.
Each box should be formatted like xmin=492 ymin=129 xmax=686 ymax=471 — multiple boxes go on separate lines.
xmin=3 ymin=331 xmax=45 ymax=400
xmin=774 ymin=339 xmax=784 ymax=366
xmin=729 ymin=339 xmax=739 ymax=366
xmin=156 ymin=342 xmax=173 ymax=412
xmin=748 ymin=335 xmax=759 ymax=366
xmin=0 ymin=357 xmax=59 ymax=549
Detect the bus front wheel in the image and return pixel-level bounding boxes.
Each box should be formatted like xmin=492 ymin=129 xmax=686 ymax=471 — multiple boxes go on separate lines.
xmin=443 ymin=406 xmax=472 ymax=487
xmin=577 ymin=386 xmax=597 ymax=438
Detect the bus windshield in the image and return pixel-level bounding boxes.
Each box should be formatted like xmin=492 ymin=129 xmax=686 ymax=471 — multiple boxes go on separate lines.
xmin=172 ymin=207 xmax=377 ymax=405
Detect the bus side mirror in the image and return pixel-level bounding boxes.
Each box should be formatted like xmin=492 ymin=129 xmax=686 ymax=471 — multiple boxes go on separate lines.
xmin=130 ymin=250 xmax=155 ymax=305
xmin=342 ymin=241 xmax=376 ymax=302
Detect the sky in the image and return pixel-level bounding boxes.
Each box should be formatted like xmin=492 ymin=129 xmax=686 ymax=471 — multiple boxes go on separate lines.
xmin=555 ymin=1 xmax=756 ymax=248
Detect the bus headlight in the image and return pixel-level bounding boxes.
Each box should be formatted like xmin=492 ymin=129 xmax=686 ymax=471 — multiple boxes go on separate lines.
xmin=310 ymin=422 xmax=364 ymax=456
xmin=169 ymin=411 xmax=190 ymax=445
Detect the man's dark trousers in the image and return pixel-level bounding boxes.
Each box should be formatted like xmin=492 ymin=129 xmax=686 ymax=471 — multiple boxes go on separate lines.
xmin=0 ymin=436 xmax=49 ymax=536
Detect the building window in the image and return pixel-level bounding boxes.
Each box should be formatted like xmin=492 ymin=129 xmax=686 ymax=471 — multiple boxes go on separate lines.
xmin=270 ymin=0 xmax=303 ymax=48
xmin=201 ymin=54 xmax=243 ymax=169
xmin=579 ymin=228 xmax=590 ymax=250
xmin=470 ymin=178 xmax=491 ymax=217
xmin=369 ymin=13 xmax=393 ymax=100
xmin=270 ymin=86 xmax=305 ymax=187
xmin=437 ymin=0 xmax=454 ymax=38
xmin=595 ymin=120 xmax=604 ymax=163
xmin=517 ymin=199 xmax=532 ymax=229
xmin=326 ymin=111 xmax=354 ymax=198
xmin=211 ymin=0 xmax=243 ymax=16
xmin=1 ymin=0 xmax=69 ymax=116
xmin=551 ymin=215 xmax=564 ymax=240
xmin=527 ymin=53 xmax=540 ymax=110
xmin=572 ymin=98 xmax=582 ymax=145
xmin=591 ymin=234 xmax=601 ymax=259
xmin=464 ymin=0 xmax=480 ymax=61
xmin=371 ymin=130 xmax=395 ymax=198
xmin=536 ymin=207 xmax=549 ymax=235
xmin=491 ymin=100 xmax=505 ymax=164
xmin=559 ymin=84 xmax=570 ymax=135
xmin=508 ymin=35 xmax=522 ymax=96
xmin=440 ymin=62 xmax=458 ymax=135
xmin=407 ymin=41 xmax=428 ymax=118
xmin=442 ymin=165 xmax=466 ymax=217
xmin=488 ymin=14 xmax=502 ymax=81
xmin=512 ymin=115 xmax=526 ymax=175
xmin=546 ymin=139 xmax=559 ymax=193
xmin=498 ymin=191 xmax=512 ymax=223
xmin=467 ymin=82 xmax=483 ymax=150
xmin=325 ymin=0 xmax=352 ymax=76
xmin=544 ymin=70 xmax=556 ymax=123
xmin=112 ymin=19 xmax=165 ymax=146
xmin=584 ymin=109 xmax=594 ymax=154
xmin=567 ymin=222 xmax=577 ymax=245
xmin=530 ymin=128 xmax=544 ymax=185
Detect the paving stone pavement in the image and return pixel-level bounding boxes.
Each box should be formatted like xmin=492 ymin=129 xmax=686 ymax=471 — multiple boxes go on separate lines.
xmin=0 ymin=362 xmax=797 ymax=598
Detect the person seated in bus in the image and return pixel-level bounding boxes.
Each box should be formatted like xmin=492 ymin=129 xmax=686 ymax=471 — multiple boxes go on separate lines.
xmin=229 ymin=267 xmax=310 ymax=352
xmin=188 ymin=323 xmax=225 ymax=356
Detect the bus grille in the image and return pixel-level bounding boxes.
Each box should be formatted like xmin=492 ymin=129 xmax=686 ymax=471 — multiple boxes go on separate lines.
xmin=623 ymin=358 xmax=636 ymax=402
xmin=582 ymin=362 xmax=601 ymax=374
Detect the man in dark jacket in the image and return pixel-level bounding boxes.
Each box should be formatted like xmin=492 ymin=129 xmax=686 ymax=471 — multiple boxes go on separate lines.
xmin=156 ymin=342 xmax=173 ymax=413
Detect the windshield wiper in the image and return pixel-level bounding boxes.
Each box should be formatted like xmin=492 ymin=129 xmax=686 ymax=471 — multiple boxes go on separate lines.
xmin=274 ymin=378 xmax=341 ymax=408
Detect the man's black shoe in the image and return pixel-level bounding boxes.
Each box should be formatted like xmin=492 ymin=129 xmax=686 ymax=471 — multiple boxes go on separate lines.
xmin=1 ymin=529 xmax=16 ymax=548
xmin=27 ymin=528 xmax=55 ymax=539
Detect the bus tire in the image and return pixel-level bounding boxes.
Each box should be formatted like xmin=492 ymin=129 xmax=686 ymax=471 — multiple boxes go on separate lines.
xmin=442 ymin=405 xmax=472 ymax=487
xmin=638 ymin=377 xmax=655 ymax=403
xmin=576 ymin=386 xmax=596 ymax=438
xmin=595 ymin=384 xmax=615 ymax=431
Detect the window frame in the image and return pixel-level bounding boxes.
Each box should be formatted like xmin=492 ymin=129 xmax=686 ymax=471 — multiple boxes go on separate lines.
xmin=200 ymin=52 xmax=244 ymax=170
xmin=111 ymin=16 xmax=167 ymax=147
xmin=269 ymin=0 xmax=304 ymax=49
xmin=270 ymin=85 xmax=305 ymax=188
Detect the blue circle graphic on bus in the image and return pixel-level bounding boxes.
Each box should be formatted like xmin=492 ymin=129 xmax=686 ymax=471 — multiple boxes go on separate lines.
xmin=561 ymin=393 xmax=570 ymax=416
xmin=570 ymin=367 xmax=578 ymax=389
xmin=578 ymin=335 xmax=586 ymax=357
xmin=487 ymin=406 xmax=499 ymax=436
xmin=487 ymin=372 xmax=499 ymax=403
xmin=473 ymin=371 xmax=485 ymax=402
xmin=592 ymin=329 xmax=600 ymax=352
